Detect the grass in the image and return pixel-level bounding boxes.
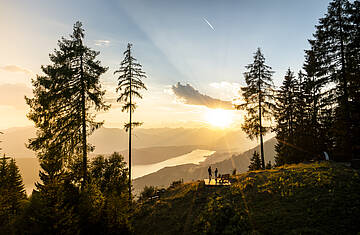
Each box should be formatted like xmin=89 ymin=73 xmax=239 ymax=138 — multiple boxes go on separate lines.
xmin=132 ymin=161 xmax=360 ymax=234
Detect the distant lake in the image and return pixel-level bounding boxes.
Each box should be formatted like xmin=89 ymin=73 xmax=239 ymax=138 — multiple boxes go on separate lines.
xmin=19 ymin=149 xmax=216 ymax=195
xmin=132 ymin=149 xmax=215 ymax=179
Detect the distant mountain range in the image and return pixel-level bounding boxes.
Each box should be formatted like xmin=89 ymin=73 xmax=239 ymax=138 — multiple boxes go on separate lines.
xmin=0 ymin=126 xmax=270 ymax=158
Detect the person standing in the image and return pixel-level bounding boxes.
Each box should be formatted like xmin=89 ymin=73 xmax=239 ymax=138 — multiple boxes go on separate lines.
xmin=208 ymin=166 xmax=212 ymax=183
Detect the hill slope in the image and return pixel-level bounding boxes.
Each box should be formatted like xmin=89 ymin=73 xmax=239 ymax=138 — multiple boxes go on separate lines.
xmin=133 ymin=162 xmax=360 ymax=234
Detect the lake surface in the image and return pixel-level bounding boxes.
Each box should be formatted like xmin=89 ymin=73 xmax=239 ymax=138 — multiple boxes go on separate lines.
xmin=132 ymin=149 xmax=215 ymax=179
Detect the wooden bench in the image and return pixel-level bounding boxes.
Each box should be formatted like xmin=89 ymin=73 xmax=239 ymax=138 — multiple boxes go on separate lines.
xmin=219 ymin=174 xmax=230 ymax=184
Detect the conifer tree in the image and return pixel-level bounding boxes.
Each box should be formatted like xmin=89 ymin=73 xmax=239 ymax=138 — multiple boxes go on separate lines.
xmin=347 ymin=0 xmax=360 ymax=159
xmin=309 ymin=0 xmax=355 ymax=160
xmin=115 ymin=43 xmax=147 ymax=200
xmin=265 ymin=161 xmax=272 ymax=169
xmin=274 ymin=69 xmax=298 ymax=165
xmin=0 ymin=156 xmax=26 ymax=232
xmin=236 ymin=48 xmax=275 ymax=169
xmin=26 ymin=21 xmax=109 ymax=188
xmin=248 ymin=151 xmax=261 ymax=171
xmin=302 ymin=52 xmax=324 ymax=154
xmin=7 ymin=159 xmax=26 ymax=211
xmin=293 ymin=71 xmax=317 ymax=161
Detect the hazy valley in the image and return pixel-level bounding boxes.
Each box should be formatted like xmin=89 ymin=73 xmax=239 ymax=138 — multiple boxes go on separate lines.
xmin=1 ymin=126 xmax=275 ymax=195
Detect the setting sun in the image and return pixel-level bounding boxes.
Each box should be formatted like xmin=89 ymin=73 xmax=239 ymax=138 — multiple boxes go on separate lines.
xmin=205 ymin=109 xmax=233 ymax=128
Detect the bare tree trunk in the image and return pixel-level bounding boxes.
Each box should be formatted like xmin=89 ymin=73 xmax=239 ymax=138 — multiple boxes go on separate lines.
xmin=128 ymin=46 xmax=132 ymax=201
xmin=258 ymin=69 xmax=265 ymax=169
xmin=259 ymin=98 xmax=265 ymax=169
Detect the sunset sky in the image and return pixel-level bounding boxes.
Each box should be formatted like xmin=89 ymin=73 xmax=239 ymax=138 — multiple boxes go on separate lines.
xmin=0 ymin=0 xmax=331 ymax=130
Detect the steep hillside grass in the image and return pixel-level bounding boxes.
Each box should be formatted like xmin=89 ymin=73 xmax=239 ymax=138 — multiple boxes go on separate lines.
xmin=132 ymin=162 xmax=360 ymax=234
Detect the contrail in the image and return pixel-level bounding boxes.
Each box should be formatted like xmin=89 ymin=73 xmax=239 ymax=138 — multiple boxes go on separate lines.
xmin=203 ymin=17 xmax=215 ymax=31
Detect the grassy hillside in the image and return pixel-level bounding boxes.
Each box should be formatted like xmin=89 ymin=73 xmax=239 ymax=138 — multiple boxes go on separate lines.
xmin=132 ymin=162 xmax=360 ymax=234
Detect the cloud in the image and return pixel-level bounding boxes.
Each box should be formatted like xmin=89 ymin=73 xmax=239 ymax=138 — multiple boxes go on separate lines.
xmin=0 ymin=83 xmax=32 ymax=109
xmin=94 ymin=40 xmax=111 ymax=47
xmin=0 ymin=65 xmax=33 ymax=75
xmin=171 ymin=82 xmax=234 ymax=110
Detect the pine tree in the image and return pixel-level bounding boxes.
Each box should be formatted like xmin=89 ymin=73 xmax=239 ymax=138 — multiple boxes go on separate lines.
xmin=302 ymin=45 xmax=338 ymax=161
xmin=347 ymin=0 xmax=360 ymax=159
xmin=7 ymin=159 xmax=26 ymax=212
xmin=115 ymin=43 xmax=147 ymax=200
xmin=248 ymin=151 xmax=261 ymax=171
xmin=26 ymin=21 xmax=109 ymax=188
xmin=0 ymin=156 xmax=26 ymax=232
xmin=294 ymin=70 xmax=320 ymax=161
xmin=265 ymin=161 xmax=272 ymax=169
xmin=236 ymin=48 xmax=275 ymax=169
xmin=309 ymin=0 xmax=355 ymax=161
xmin=302 ymin=52 xmax=324 ymax=155
xmin=274 ymin=69 xmax=298 ymax=165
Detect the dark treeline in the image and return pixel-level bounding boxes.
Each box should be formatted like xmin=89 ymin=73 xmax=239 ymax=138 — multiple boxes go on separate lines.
xmin=274 ymin=0 xmax=359 ymax=165
xmin=246 ymin=0 xmax=359 ymax=170
xmin=0 ymin=0 xmax=359 ymax=233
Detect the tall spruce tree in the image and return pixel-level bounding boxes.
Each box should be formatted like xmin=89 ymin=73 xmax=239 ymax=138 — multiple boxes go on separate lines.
xmin=26 ymin=21 xmax=109 ymax=189
xmin=274 ymin=69 xmax=298 ymax=165
xmin=115 ymin=43 xmax=147 ymax=200
xmin=309 ymin=0 xmax=355 ymax=161
xmin=347 ymin=0 xmax=360 ymax=159
xmin=293 ymin=71 xmax=317 ymax=161
xmin=236 ymin=48 xmax=275 ymax=169
xmin=0 ymin=156 xmax=26 ymax=233
xmin=248 ymin=151 xmax=261 ymax=171
xmin=302 ymin=51 xmax=323 ymax=154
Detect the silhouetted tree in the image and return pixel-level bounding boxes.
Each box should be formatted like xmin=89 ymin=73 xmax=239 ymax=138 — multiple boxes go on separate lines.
xmin=347 ymin=0 xmax=360 ymax=159
xmin=265 ymin=161 xmax=272 ymax=169
xmin=75 ymin=153 xmax=131 ymax=234
xmin=0 ymin=156 xmax=26 ymax=233
xmin=26 ymin=21 xmax=109 ymax=188
xmin=115 ymin=43 xmax=147 ymax=200
xmin=274 ymin=69 xmax=299 ymax=165
xmin=248 ymin=151 xmax=262 ymax=171
xmin=20 ymin=153 xmax=131 ymax=234
xmin=19 ymin=186 xmax=79 ymax=235
xmin=90 ymin=153 xmax=131 ymax=234
xmin=237 ymin=48 xmax=275 ymax=169
xmin=308 ymin=0 xmax=357 ymax=161
xmin=301 ymin=51 xmax=328 ymax=157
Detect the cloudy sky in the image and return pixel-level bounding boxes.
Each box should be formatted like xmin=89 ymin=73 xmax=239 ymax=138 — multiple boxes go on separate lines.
xmin=0 ymin=0 xmax=330 ymax=130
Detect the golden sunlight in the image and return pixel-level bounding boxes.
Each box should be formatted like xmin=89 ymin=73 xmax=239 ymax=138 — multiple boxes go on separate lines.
xmin=204 ymin=109 xmax=233 ymax=128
